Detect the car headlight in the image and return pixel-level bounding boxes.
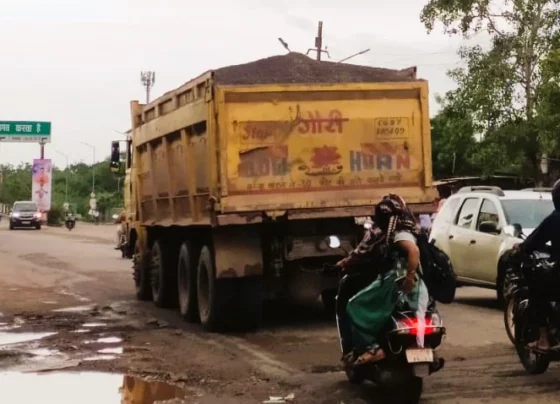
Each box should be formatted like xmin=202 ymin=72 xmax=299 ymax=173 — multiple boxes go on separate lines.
xmin=11 ymin=212 xmax=20 ymax=218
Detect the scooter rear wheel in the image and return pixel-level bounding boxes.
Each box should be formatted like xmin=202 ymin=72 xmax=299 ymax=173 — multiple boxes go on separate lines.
xmin=344 ymin=365 xmax=365 ymax=385
xmin=394 ymin=376 xmax=423 ymax=404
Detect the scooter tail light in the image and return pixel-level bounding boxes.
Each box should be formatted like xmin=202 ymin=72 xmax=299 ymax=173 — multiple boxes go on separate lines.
xmin=395 ymin=316 xmax=440 ymax=336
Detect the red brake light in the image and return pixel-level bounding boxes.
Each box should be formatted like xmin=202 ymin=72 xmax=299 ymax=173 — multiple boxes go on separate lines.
xmin=398 ymin=317 xmax=435 ymax=335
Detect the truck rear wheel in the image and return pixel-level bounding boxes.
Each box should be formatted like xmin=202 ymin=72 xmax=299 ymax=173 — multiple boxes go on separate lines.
xmin=197 ymin=245 xmax=236 ymax=331
xmin=197 ymin=245 xmax=263 ymax=332
xmin=132 ymin=240 xmax=152 ymax=301
xmin=150 ymin=240 xmax=179 ymax=308
xmin=177 ymin=242 xmax=199 ymax=322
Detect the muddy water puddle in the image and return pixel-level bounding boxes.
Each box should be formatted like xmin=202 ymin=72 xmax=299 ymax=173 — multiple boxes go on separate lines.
xmin=0 ymin=372 xmax=192 ymax=403
xmin=0 ymin=332 xmax=56 ymax=346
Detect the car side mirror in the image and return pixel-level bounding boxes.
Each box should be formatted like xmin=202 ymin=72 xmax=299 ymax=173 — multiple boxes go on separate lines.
xmin=512 ymin=223 xmax=523 ymax=238
xmin=479 ymin=221 xmax=500 ymax=234
xmin=503 ymin=223 xmax=523 ymax=238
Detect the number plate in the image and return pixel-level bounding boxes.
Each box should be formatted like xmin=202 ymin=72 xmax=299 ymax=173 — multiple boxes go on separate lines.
xmin=21 ymin=221 xmax=30 ymax=225
xmin=405 ymin=349 xmax=434 ymax=363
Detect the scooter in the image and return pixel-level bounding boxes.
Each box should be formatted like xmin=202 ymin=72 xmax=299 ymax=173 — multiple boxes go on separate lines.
xmin=118 ymin=233 xmax=127 ymax=258
xmin=326 ymin=235 xmax=446 ymax=403
xmin=65 ymin=214 xmax=75 ymax=231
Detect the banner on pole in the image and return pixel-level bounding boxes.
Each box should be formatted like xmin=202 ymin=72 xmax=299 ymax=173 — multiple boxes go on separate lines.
xmin=32 ymin=159 xmax=53 ymax=211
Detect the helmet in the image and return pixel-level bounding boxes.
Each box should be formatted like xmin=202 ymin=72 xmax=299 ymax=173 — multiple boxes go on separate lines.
xmin=553 ymin=179 xmax=560 ymax=210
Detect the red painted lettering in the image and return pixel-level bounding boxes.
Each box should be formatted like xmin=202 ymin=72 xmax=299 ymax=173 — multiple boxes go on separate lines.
xmin=298 ymin=109 xmax=349 ymax=134
xmin=396 ymin=154 xmax=410 ymax=170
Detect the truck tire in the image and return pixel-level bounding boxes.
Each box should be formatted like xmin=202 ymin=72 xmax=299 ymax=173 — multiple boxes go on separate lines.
xmin=197 ymin=245 xmax=236 ymax=332
xmin=150 ymin=240 xmax=179 ymax=308
xmin=132 ymin=240 xmax=152 ymax=301
xmin=177 ymin=242 xmax=199 ymax=322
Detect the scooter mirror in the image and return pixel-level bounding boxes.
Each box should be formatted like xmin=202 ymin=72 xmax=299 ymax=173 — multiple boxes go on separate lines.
xmin=327 ymin=235 xmax=341 ymax=249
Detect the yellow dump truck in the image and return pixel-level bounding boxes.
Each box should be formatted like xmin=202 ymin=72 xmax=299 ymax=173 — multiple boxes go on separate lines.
xmin=113 ymin=53 xmax=437 ymax=332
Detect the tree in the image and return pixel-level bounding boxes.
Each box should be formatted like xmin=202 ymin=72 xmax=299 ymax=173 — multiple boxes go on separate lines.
xmin=0 ymin=158 xmax=123 ymax=220
xmin=431 ymin=93 xmax=477 ymax=178
xmin=421 ymin=0 xmax=560 ymax=180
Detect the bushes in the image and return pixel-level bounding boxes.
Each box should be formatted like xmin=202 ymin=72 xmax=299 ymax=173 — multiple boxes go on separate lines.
xmin=47 ymin=205 xmax=64 ymax=226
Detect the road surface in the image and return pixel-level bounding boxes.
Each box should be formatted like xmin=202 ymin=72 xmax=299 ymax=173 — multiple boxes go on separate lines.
xmin=0 ymin=221 xmax=559 ymax=403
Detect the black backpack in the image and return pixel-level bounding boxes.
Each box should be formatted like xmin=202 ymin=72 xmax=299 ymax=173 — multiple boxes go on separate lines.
xmin=416 ymin=232 xmax=457 ymax=304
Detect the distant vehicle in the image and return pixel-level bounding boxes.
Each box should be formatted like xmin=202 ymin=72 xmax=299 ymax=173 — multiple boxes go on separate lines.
xmin=9 ymin=201 xmax=42 ymax=230
xmin=429 ymin=186 xmax=553 ymax=304
xmin=65 ymin=213 xmax=76 ymax=231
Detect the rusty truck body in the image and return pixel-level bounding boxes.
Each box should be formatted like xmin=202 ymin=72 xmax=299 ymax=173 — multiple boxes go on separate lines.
xmin=119 ymin=55 xmax=437 ymax=332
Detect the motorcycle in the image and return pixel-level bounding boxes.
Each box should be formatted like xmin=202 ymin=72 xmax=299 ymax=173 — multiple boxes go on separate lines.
xmin=503 ymin=224 xmax=547 ymax=345
xmin=118 ymin=232 xmax=127 ymax=259
xmin=509 ymin=248 xmax=560 ymax=374
xmin=325 ymin=236 xmax=446 ymax=403
xmin=65 ymin=215 xmax=76 ymax=231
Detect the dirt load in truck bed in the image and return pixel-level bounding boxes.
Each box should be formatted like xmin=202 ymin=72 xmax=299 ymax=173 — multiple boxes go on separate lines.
xmin=213 ymin=52 xmax=419 ymax=85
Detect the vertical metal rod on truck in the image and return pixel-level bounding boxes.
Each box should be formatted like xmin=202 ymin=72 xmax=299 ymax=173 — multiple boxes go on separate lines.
xmin=316 ymin=21 xmax=323 ymax=61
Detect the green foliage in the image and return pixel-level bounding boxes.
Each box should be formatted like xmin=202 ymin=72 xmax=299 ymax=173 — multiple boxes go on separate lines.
xmin=47 ymin=204 xmax=64 ymax=226
xmin=431 ymin=93 xmax=477 ymax=178
xmin=0 ymin=157 xmax=124 ymax=219
xmin=422 ymin=0 xmax=560 ymax=182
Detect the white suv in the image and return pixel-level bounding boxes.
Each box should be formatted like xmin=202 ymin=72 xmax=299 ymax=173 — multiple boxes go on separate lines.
xmin=430 ymin=186 xmax=554 ymax=302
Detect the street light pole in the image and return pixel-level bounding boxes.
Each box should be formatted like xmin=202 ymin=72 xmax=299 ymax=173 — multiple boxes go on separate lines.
xmin=81 ymin=142 xmax=96 ymax=194
xmin=56 ymin=150 xmax=69 ymax=203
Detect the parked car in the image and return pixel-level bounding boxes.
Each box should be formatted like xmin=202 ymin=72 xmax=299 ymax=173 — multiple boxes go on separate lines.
xmin=9 ymin=201 xmax=42 ymax=230
xmin=429 ymin=186 xmax=553 ymax=303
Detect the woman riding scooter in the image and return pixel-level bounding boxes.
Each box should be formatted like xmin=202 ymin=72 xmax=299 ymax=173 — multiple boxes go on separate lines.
xmin=114 ymin=211 xmax=127 ymax=251
xmin=336 ymin=194 xmax=430 ymax=366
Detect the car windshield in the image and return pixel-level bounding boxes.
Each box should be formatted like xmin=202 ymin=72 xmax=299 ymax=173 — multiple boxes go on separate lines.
xmin=502 ymin=199 xmax=554 ymax=229
xmin=14 ymin=203 xmax=37 ymax=212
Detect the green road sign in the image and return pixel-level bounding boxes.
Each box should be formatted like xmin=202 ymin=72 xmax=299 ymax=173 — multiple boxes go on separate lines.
xmin=0 ymin=121 xmax=51 ymax=143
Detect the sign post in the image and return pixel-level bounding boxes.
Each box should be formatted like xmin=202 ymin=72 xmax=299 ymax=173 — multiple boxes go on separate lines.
xmin=0 ymin=121 xmax=52 ymax=218
xmin=0 ymin=121 xmax=51 ymax=143
xmin=32 ymin=159 xmax=53 ymax=212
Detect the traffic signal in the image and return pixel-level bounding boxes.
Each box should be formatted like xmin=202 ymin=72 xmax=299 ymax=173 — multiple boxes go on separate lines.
xmin=110 ymin=141 xmax=120 ymax=173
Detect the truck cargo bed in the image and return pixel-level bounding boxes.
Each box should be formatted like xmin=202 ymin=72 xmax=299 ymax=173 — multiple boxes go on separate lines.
xmin=130 ymin=55 xmax=435 ymax=227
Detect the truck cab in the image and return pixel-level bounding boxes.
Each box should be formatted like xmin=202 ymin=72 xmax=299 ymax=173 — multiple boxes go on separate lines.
xmin=110 ymin=131 xmax=138 ymax=258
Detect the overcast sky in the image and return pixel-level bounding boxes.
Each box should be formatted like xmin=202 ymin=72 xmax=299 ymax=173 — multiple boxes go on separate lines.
xmin=0 ymin=0 xmax=485 ymax=168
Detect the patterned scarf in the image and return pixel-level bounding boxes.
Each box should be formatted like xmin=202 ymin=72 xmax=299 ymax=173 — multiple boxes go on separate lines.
xmin=341 ymin=194 xmax=419 ymax=267
xmin=375 ymin=194 xmax=420 ymax=245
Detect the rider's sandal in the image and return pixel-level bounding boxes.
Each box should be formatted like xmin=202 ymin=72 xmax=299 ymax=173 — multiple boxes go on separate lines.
xmin=341 ymin=352 xmax=355 ymax=364
xmin=354 ymin=348 xmax=386 ymax=366
xmin=528 ymin=341 xmax=550 ymax=353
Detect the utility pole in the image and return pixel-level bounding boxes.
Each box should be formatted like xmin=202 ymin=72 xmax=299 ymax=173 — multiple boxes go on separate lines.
xmin=306 ymin=21 xmax=330 ymax=61
xmin=140 ymin=71 xmax=156 ymax=104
